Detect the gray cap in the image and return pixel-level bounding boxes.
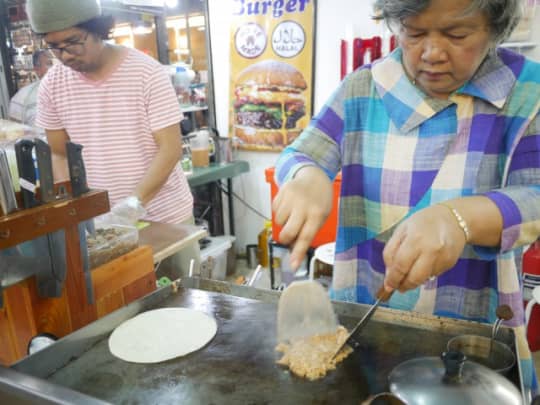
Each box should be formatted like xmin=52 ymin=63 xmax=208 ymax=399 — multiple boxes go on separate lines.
xmin=26 ymin=0 xmax=101 ymax=34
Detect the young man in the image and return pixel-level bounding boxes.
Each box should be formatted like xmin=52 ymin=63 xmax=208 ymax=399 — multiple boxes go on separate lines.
xmin=27 ymin=0 xmax=193 ymax=224
xmin=27 ymin=0 xmax=198 ymax=276
xmin=8 ymin=49 xmax=53 ymax=126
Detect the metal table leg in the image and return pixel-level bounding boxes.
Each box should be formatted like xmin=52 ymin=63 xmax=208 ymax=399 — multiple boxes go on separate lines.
xmin=227 ymin=178 xmax=235 ymax=235
xmin=269 ymin=240 xmax=275 ymax=289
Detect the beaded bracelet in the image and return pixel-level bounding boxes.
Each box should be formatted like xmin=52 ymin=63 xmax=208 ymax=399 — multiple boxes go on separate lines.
xmin=439 ymin=203 xmax=470 ymax=243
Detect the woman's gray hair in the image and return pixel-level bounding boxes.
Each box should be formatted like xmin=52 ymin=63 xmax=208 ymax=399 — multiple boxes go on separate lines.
xmin=373 ymin=0 xmax=522 ymax=43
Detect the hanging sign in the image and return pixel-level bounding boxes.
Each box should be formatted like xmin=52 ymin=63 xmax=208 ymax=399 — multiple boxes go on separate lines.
xmin=229 ymin=0 xmax=316 ymax=152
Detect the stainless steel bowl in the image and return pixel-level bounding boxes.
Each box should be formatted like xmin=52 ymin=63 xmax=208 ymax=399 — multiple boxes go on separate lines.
xmin=447 ymin=334 xmax=515 ymax=374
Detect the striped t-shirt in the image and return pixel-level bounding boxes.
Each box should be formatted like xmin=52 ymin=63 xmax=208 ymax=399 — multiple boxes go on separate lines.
xmin=36 ymin=47 xmax=193 ymax=224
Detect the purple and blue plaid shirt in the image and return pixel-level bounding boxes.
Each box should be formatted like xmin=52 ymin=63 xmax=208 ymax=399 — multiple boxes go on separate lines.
xmin=276 ymin=47 xmax=540 ymax=393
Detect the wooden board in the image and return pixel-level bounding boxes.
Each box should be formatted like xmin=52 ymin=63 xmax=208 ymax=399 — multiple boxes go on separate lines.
xmin=27 ymin=278 xmax=72 ymax=341
xmin=4 ymin=283 xmax=37 ymax=359
xmin=122 ymin=272 xmax=158 ymax=304
xmin=0 ymin=307 xmax=17 ymax=365
xmin=93 ymin=245 xmax=156 ymax=318
xmin=0 ymin=190 xmax=109 ymax=249
xmin=92 ymin=245 xmax=154 ymax=299
xmin=65 ymin=224 xmax=98 ymax=330
xmin=96 ymin=291 xmax=125 ymax=319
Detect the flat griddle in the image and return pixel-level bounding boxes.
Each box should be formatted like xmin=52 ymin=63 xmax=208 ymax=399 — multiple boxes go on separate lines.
xmin=6 ymin=278 xmax=527 ymax=404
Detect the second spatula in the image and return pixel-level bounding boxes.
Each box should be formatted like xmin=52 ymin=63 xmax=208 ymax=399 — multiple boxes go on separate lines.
xmin=333 ymin=286 xmax=393 ymax=357
xmin=277 ymin=280 xmax=339 ymax=343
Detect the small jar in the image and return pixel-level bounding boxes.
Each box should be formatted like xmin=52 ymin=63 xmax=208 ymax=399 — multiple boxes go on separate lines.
xmin=181 ymin=144 xmax=193 ymax=174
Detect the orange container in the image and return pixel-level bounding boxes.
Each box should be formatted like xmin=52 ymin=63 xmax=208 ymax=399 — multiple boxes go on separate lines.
xmin=265 ymin=167 xmax=341 ymax=248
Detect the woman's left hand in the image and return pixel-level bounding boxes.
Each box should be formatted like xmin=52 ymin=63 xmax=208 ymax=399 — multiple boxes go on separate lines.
xmin=382 ymin=204 xmax=467 ymax=292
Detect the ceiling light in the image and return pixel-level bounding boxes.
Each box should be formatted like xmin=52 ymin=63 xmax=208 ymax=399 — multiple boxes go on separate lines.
xmin=112 ymin=24 xmax=132 ymax=37
xmin=165 ymin=0 xmax=178 ymax=7
xmin=133 ymin=24 xmax=153 ymax=35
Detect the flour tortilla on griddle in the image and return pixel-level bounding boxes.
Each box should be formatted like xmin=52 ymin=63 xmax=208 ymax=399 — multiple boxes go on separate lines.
xmin=108 ymin=308 xmax=217 ymax=363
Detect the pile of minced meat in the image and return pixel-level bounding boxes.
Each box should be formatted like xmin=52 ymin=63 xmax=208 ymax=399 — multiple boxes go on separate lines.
xmin=276 ymin=326 xmax=353 ymax=380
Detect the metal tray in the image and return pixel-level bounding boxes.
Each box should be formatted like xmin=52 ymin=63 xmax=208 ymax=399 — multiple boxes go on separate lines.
xmin=1 ymin=278 xmax=528 ymax=404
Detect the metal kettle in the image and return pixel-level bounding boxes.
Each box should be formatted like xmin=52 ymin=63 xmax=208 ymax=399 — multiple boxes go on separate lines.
xmin=208 ymin=127 xmax=221 ymax=164
xmin=388 ymin=351 xmax=523 ymax=405
xmin=208 ymin=127 xmax=233 ymax=164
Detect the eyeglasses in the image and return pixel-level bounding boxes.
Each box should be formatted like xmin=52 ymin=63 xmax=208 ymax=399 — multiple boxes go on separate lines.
xmin=45 ymin=32 xmax=89 ymax=57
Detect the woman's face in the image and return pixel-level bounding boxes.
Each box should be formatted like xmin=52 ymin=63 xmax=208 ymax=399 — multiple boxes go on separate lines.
xmin=399 ymin=0 xmax=493 ymax=99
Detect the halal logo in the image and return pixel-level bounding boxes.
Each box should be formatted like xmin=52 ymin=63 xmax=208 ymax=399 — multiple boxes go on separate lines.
xmin=272 ymin=21 xmax=305 ymax=58
xmin=235 ymin=22 xmax=267 ymax=59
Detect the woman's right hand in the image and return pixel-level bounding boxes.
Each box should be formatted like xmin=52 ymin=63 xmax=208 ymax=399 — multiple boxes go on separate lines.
xmin=272 ymin=166 xmax=334 ymax=269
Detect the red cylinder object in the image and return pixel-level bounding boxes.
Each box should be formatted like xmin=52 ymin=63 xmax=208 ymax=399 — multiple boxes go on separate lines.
xmin=523 ymin=240 xmax=540 ymax=351
xmin=371 ymin=36 xmax=382 ymax=61
xmin=340 ymin=40 xmax=348 ymax=80
xmin=353 ymin=38 xmax=365 ymax=71
xmin=390 ymin=35 xmax=398 ymax=51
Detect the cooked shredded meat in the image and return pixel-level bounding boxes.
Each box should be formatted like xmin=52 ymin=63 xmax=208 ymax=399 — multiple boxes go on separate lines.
xmin=276 ymin=326 xmax=353 ymax=380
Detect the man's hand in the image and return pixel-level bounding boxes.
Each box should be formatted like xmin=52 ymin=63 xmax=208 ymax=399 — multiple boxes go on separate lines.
xmin=111 ymin=196 xmax=146 ymax=225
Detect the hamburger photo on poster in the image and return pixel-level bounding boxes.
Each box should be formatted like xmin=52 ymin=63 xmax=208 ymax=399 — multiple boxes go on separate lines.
xmin=233 ymin=60 xmax=308 ymax=151
xmin=229 ymin=0 xmax=315 ymax=151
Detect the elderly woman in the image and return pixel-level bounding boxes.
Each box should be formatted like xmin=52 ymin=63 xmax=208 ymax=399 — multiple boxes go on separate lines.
xmin=274 ymin=0 xmax=540 ymax=394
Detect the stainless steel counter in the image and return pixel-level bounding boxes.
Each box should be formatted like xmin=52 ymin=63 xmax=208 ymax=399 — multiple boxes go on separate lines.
xmin=2 ymin=278 xmax=527 ymax=404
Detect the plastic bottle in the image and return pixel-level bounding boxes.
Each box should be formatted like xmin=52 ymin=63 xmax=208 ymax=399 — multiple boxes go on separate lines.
xmin=257 ymin=220 xmax=272 ymax=268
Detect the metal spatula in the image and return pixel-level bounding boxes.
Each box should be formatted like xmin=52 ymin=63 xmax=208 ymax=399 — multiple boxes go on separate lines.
xmin=277 ymin=280 xmax=338 ymax=343
xmin=332 ymin=286 xmax=393 ymax=358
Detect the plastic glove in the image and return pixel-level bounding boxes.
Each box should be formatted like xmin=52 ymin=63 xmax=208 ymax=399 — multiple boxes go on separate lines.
xmin=111 ymin=196 xmax=146 ymax=225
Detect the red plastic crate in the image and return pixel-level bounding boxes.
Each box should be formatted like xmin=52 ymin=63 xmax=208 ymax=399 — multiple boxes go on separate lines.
xmin=265 ymin=167 xmax=341 ymax=248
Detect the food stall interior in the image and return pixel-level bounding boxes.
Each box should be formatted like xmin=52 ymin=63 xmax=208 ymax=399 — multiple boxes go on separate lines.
xmin=3 ymin=0 xmax=215 ymax=129
xmin=2 ymin=0 xmax=224 ymax=235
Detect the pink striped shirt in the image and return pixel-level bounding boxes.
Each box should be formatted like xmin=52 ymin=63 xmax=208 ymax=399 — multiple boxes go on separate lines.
xmin=36 ymin=47 xmax=193 ymax=224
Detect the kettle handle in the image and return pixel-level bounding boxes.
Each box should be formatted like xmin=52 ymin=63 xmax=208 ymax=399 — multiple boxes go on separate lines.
xmin=360 ymin=393 xmax=405 ymax=405
xmin=208 ymin=137 xmax=216 ymax=157
xmin=208 ymin=127 xmax=220 ymax=163
xmin=207 ymin=127 xmax=220 ymax=137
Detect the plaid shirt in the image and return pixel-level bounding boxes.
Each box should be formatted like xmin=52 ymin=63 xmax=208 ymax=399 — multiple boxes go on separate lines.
xmin=276 ymin=47 xmax=540 ymax=394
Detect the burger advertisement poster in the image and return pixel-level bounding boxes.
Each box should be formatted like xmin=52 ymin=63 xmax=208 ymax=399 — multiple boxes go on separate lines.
xmin=230 ymin=0 xmax=315 ymax=151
